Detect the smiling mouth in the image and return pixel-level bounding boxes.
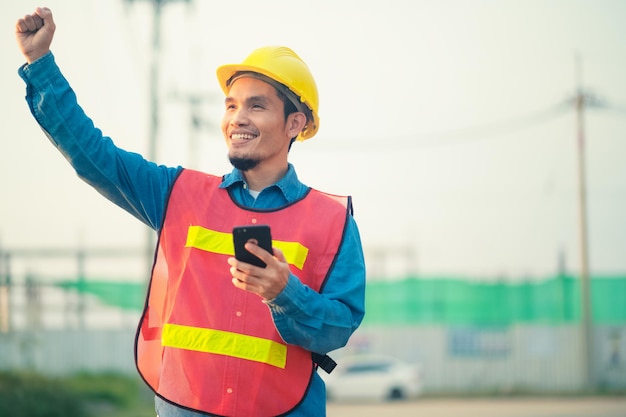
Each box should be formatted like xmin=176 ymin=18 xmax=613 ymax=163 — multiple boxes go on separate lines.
xmin=231 ymin=133 xmax=257 ymax=141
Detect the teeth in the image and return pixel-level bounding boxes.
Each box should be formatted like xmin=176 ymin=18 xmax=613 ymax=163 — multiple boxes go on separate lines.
xmin=232 ymin=133 xmax=255 ymax=140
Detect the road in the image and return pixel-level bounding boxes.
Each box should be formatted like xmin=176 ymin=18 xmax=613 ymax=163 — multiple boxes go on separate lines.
xmin=327 ymin=397 xmax=626 ymax=417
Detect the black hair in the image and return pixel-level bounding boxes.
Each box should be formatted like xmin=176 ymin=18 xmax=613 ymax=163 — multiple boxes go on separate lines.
xmin=274 ymin=88 xmax=299 ymax=149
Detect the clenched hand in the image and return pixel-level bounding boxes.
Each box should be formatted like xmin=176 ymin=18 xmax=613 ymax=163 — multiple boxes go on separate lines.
xmin=16 ymin=7 xmax=56 ymax=64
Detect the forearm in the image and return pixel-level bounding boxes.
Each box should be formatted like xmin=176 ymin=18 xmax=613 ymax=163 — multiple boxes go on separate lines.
xmin=267 ymin=220 xmax=366 ymax=353
xmin=19 ymin=52 xmax=180 ymax=229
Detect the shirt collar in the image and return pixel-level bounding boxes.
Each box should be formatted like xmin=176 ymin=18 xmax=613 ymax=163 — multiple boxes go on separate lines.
xmin=219 ymin=163 xmax=304 ymax=202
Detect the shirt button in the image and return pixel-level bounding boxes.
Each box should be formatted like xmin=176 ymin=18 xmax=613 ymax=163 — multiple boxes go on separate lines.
xmin=251 ymin=218 xmax=257 ymax=224
xmin=236 ymin=311 xmax=242 ymax=317
xmin=227 ymin=388 xmax=233 ymax=394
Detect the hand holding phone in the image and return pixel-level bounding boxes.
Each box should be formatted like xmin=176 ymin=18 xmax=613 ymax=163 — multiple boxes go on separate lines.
xmin=232 ymin=225 xmax=273 ymax=268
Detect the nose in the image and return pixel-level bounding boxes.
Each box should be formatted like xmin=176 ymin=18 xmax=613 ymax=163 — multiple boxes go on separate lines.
xmin=229 ymin=107 xmax=249 ymax=127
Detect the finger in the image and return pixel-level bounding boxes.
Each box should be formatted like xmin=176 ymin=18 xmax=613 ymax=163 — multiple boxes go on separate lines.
xmin=35 ymin=7 xmax=53 ymax=22
xmin=230 ymin=265 xmax=243 ymax=278
xmin=32 ymin=15 xmax=44 ymax=29
xmin=232 ymin=277 xmax=246 ymax=290
xmin=16 ymin=13 xmax=44 ymax=33
xmin=36 ymin=7 xmax=56 ymax=32
xmin=231 ymin=276 xmax=261 ymax=294
xmin=19 ymin=15 xmax=37 ymax=32
xmin=230 ymin=263 xmax=260 ymax=284
xmin=228 ymin=257 xmax=255 ymax=275
xmin=244 ymin=242 xmax=273 ymax=264
xmin=15 ymin=19 xmax=27 ymax=33
xmin=272 ymin=247 xmax=287 ymax=263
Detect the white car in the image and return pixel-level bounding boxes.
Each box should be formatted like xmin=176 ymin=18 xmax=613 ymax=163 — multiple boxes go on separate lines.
xmin=321 ymin=354 xmax=422 ymax=402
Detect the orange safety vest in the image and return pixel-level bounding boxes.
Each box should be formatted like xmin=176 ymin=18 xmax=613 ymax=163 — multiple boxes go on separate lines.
xmin=135 ymin=169 xmax=350 ymax=417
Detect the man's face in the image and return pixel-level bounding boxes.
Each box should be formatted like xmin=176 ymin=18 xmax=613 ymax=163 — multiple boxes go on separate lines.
xmin=221 ymin=77 xmax=294 ymax=172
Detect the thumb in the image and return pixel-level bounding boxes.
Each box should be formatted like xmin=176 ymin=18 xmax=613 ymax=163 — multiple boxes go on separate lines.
xmin=35 ymin=7 xmax=56 ymax=32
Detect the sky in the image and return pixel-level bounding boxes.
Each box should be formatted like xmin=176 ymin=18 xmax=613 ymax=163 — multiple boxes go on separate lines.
xmin=1 ymin=0 xmax=626 ymax=281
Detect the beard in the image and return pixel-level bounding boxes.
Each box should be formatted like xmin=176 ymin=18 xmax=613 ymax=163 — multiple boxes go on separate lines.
xmin=229 ymin=155 xmax=261 ymax=171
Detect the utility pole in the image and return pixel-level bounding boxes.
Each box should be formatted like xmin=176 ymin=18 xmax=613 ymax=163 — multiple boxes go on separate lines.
xmin=0 ymin=247 xmax=10 ymax=333
xmin=123 ymin=0 xmax=192 ymax=272
xmin=168 ymin=91 xmax=218 ymax=169
xmin=574 ymin=52 xmax=593 ymax=390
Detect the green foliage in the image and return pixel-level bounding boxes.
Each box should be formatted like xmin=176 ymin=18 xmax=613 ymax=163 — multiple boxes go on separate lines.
xmin=63 ymin=372 xmax=139 ymax=407
xmin=0 ymin=372 xmax=87 ymax=417
xmin=0 ymin=371 xmax=154 ymax=417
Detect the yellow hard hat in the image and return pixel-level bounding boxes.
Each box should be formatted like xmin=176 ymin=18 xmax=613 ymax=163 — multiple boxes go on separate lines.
xmin=216 ymin=46 xmax=319 ymax=141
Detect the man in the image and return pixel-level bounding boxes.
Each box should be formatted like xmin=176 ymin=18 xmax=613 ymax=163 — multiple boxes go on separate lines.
xmin=15 ymin=7 xmax=365 ymax=417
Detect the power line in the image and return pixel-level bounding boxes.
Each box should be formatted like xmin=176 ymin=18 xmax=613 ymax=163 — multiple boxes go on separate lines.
xmin=313 ymin=101 xmax=572 ymax=151
xmin=312 ymin=92 xmax=626 ymax=152
xmin=410 ymin=102 xmax=572 ymax=148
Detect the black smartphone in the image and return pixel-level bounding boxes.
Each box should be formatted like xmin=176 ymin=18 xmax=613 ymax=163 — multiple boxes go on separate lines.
xmin=232 ymin=225 xmax=273 ymax=268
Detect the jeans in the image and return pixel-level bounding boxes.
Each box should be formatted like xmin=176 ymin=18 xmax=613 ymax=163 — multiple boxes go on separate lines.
xmin=155 ymin=396 xmax=214 ymax=417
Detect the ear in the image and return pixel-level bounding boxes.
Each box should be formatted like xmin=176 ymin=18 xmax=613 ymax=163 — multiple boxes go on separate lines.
xmin=286 ymin=112 xmax=307 ymax=139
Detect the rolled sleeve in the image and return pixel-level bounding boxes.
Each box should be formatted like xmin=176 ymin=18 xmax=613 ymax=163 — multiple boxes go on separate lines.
xmin=266 ymin=218 xmax=366 ymax=354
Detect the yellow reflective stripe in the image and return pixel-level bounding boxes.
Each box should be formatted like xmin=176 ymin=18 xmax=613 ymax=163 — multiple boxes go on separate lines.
xmin=273 ymin=240 xmax=308 ymax=270
xmin=185 ymin=226 xmax=308 ymax=270
xmin=185 ymin=226 xmax=234 ymax=255
xmin=162 ymin=323 xmax=287 ymax=369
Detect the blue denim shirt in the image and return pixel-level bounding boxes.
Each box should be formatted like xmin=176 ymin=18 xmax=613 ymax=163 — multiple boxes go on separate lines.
xmin=19 ymin=52 xmax=366 ymax=417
